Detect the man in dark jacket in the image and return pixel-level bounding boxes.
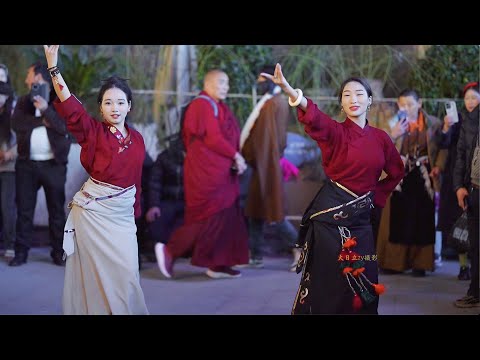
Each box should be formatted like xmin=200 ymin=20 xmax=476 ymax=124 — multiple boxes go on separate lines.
xmin=145 ymin=134 xmax=185 ymax=245
xmin=452 ymin=81 xmax=480 ymax=308
xmin=9 ymin=61 xmax=71 ymax=267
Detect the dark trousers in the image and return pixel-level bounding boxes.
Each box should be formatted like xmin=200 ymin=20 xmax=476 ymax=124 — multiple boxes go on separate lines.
xmin=146 ymin=200 xmax=184 ymax=245
xmin=15 ymin=160 xmax=66 ymax=256
xmin=0 ymin=172 xmax=16 ymax=250
xmin=467 ymin=187 xmax=479 ymax=299
xmin=248 ymin=217 xmax=298 ymax=259
xmin=390 ymin=168 xmax=436 ymax=246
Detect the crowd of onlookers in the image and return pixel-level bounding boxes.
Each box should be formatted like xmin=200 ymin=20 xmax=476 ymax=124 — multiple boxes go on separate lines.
xmin=0 ymin=58 xmax=478 ymax=310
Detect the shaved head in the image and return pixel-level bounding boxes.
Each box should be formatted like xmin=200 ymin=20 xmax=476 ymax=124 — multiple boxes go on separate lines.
xmin=203 ymin=69 xmax=229 ymax=101
xmin=203 ymin=69 xmax=226 ymax=88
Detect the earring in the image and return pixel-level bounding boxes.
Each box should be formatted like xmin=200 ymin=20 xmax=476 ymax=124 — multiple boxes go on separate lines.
xmin=367 ymin=104 xmax=371 ymax=112
xmin=340 ymin=107 xmax=344 ymax=113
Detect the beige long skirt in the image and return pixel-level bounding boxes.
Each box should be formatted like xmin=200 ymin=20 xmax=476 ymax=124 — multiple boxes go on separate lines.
xmin=62 ymin=177 xmax=149 ymax=315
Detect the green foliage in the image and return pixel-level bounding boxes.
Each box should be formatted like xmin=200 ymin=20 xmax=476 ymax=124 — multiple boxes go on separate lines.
xmin=276 ymin=45 xmax=408 ymax=133
xmin=0 ymin=45 xmax=37 ymax=95
xmin=58 ymin=46 xmax=116 ymax=113
xmin=93 ymin=45 xmax=161 ymax=124
xmin=409 ymin=45 xmax=479 ymax=98
xmin=278 ymin=45 xmax=402 ymax=94
xmin=27 ymin=45 xmax=116 ymax=113
xmin=408 ymin=45 xmax=480 ymax=114
xmin=196 ymin=45 xmax=274 ymax=125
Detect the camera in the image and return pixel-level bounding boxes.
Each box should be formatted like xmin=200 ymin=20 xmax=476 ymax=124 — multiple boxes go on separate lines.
xmin=30 ymin=83 xmax=50 ymax=103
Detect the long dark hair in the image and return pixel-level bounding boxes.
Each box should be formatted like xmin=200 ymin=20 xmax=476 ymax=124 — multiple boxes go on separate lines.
xmin=338 ymin=77 xmax=373 ymax=104
xmin=97 ymin=76 xmax=132 ymax=117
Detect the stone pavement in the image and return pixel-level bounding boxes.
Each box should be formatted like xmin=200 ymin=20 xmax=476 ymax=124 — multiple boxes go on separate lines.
xmin=0 ymin=246 xmax=478 ymax=315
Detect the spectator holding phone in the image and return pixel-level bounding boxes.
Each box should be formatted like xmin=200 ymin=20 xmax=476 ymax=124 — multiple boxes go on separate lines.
xmin=452 ymin=81 xmax=480 ymax=308
xmin=9 ymin=61 xmax=71 ymax=267
xmin=438 ymin=83 xmax=479 ymax=281
xmin=377 ymin=89 xmax=446 ymax=277
xmin=390 ymin=109 xmax=409 ymax=141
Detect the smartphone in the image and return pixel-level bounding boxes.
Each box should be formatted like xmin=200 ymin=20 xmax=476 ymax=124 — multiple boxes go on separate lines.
xmin=30 ymin=83 xmax=50 ymax=103
xmin=397 ymin=110 xmax=407 ymax=120
xmin=445 ymin=101 xmax=459 ymax=124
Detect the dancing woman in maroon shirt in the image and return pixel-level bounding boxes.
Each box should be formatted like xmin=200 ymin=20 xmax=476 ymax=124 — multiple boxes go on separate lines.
xmin=262 ymin=64 xmax=404 ymax=314
xmin=43 ymin=45 xmax=148 ymax=315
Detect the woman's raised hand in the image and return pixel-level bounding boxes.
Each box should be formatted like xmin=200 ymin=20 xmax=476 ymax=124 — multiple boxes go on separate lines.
xmin=42 ymin=45 xmax=71 ymax=102
xmin=260 ymin=63 xmax=306 ymax=110
xmin=260 ymin=63 xmax=289 ymax=89
xmin=43 ymin=45 xmax=60 ymax=68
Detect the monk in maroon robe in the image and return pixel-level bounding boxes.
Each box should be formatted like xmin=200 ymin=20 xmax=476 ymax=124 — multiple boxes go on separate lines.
xmin=155 ymin=70 xmax=249 ymax=279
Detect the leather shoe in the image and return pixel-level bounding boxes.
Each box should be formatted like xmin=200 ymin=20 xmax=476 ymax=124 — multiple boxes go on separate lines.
xmin=9 ymin=253 xmax=28 ymax=267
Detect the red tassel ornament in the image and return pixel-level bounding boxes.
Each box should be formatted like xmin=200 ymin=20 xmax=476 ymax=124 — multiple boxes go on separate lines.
xmin=352 ymin=293 xmax=363 ymax=311
xmin=352 ymin=267 xmax=365 ymax=277
xmin=342 ymin=237 xmax=357 ymax=249
xmin=372 ymin=283 xmax=386 ymax=295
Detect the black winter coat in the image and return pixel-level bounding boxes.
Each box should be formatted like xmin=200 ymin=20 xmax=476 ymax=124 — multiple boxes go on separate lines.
xmin=453 ymin=105 xmax=479 ymax=192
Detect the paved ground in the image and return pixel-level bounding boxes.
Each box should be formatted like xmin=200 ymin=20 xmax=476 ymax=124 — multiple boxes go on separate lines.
xmin=0 ymin=246 xmax=478 ymax=315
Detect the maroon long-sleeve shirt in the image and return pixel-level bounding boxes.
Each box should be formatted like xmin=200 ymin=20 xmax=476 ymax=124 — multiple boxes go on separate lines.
xmin=54 ymin=95 xmax=145 ymax=218
xmin=298 ymin=98 xmax=404 ymax=207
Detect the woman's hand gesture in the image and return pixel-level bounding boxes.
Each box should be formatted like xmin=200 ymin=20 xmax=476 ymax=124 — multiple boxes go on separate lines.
xmin=260 ymin=63 xmax=306 ymax=110
xmin=260 ymin=63 xmax=289 ymax=90
xmin=42 ymin=45 xmax=71 ymax=102
xmin=43 ymin=45 xmax=60 ymax=69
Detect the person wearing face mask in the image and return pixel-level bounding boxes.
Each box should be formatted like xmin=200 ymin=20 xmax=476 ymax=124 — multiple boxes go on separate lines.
xmin=0 ymin=64 xmax=17 ymax=115
xmin=264 ymin=64 xmax=404 ymax=314
xmin=0 ymin=81 xmax=17 ymax=260
xmin=452 ymin=81 xmax=480 ymax=308
xmin=239 ymin=65 xmax=300 ymax=271
xmin=43 ymin=45 xmax=148 ymax=315
xmin=0 ymin=64 xmax=8 ymax=84
xmin=377 ymin=89 xmax=446 ymax=277
xmin=154 ymin=69 xmax=249 ymax=280
xmin=437 ymin=82 xmax=480 ymax=282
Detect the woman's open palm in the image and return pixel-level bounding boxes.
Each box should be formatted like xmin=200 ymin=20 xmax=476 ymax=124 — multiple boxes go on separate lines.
xmin=260 ymin=63 xmax=289 ymax=89
xmin=43 ymin=45 xmax=60 ymax=68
